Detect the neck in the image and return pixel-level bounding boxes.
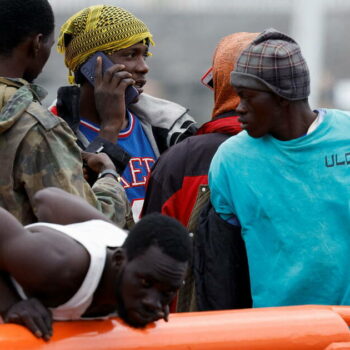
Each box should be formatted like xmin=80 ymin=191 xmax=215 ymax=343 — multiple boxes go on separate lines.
xmin=271 ymin=101 xmax=317 ymax=141
xmin=83 ymin=248 xmax=120 ymax=317
xmin=0 ymin=54 xmax=26 ymax=79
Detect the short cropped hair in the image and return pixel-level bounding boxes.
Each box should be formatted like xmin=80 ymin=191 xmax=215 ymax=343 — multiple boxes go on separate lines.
xmin=123 ymin=213 xmax=191 ymax=263
xmin=0 ymin=0 xmax=54 ymax=55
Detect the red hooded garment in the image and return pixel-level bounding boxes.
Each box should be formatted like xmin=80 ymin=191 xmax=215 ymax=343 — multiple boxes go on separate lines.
xmin=142 ymin=32 xmax=258 ymax=227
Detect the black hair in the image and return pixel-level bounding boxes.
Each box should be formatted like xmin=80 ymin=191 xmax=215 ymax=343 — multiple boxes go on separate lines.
xmin=0 ymin=0 xmax=54 ymax=55
xmin=123 ymin=213 xmax=191 ymax=263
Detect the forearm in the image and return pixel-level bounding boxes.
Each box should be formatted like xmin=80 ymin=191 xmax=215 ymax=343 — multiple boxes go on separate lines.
xmin=17 ymin=124 xmax=130 ymax=227
xmin=0 ymin=271 xmax=21 ymax=317
xmin=34 ymin=187 xmax=113 ymax=224
xmin=92 ymin=176 xmax=133 ymax=228
xmin=33 ymin=176 xmax=132 ymax=228
xmin=141 ymin=176 xmax=164 ymax=216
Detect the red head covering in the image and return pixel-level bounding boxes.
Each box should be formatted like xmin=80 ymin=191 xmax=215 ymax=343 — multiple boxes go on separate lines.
xmin=211 ymin=32 xmax=259 ymax=119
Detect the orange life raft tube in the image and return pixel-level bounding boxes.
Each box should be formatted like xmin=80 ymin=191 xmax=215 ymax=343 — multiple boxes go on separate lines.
xmin=1 ymin=305 xmax=350 ymax=350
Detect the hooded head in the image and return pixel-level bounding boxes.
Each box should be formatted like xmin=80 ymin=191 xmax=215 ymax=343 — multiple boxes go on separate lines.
xmin=57 ymin=5 xmax=154 ymax=83
xmin=211 ymin=32 xmax=259 ymax=118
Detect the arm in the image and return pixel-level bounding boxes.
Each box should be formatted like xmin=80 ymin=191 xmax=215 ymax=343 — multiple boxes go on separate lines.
xmin=194 ymin=200 xmax=252 ymax=311
xmin=84 ymin=57 xmax=138 ymax=173
xmin=93 ymin=57 xmax=133 ymax=143
xmin=55 ymin=86 xmax=131 ymax=175
xmin=34 ymin=187 xmax=113 ymax=224
xmin=15 ymin=121 xmax=131 ymax=227
xmin=0 ymin=208 xmax=52 ymax=340
xmin=141 ymin=160 xmax=166 ymax=216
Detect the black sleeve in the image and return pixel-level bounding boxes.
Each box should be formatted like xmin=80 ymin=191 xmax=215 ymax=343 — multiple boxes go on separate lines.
xmin=194 ymin=200 xmax=252 ymax=311
xmin=85 ymin=136 xmax=131 ymax=174
xmin=141 ymin=155 xmax=171 ymax=216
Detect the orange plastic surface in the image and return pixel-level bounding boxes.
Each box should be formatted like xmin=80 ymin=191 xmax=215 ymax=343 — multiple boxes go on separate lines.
xmin=324 ymin=343 xmax=350 ymax=350
xmin=1 ymin=305 xmax=350 ymax=350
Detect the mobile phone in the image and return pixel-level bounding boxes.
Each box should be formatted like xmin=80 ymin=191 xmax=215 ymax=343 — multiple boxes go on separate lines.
xmin=201 ymin=67 xmax=214 ymax=90
xmin=79 ymin=51 xmax=139 ymax=105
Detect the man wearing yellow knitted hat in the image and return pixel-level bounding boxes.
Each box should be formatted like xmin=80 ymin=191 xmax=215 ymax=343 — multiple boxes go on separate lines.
xmin=51 ymin=5 xmax=197 ymax=222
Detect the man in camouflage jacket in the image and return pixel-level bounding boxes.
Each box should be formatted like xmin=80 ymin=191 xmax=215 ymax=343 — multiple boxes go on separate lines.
xmin=0 ymin=0 xmax=132 ymax=227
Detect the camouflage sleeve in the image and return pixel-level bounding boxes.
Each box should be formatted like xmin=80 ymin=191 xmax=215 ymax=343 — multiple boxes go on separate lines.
xmin=14 ymin=119 xmax=131 ymax=227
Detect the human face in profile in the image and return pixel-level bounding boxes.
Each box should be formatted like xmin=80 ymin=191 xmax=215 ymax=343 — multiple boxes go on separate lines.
xmin=117 ymin=245 xmax=187 ymax=328
xmin=107 ymin=42 xmax=149 ymax=103
xmin=235 ymin=87 xmax=283 ymax=138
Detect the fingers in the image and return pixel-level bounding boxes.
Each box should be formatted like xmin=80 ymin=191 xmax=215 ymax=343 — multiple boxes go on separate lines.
xmin=163 ymin=305 xmax=169 ymax=322
xmin=101 ymin=64 xmax=133 ymax=87
xmin=81 ymin=150 xmax=89 ymax=161
xmin=32 ymin=300 xmax=53 ymax=340
xmin=105 ymin=68 xmax=134 ymax=90
xmin=4 ymin=299 xmax=53 ymax=341
xmin=83 ymin=166 xmax=89 ymax=181
xmin=94 ymin=56 xmax=133 ymax=89
xmin=93 ymin=62 xmax=132 ymax=128
xmin=81 ymin=151 xmax=115 ymax=174
xmin=94 ymin=56 xmax=103 ymax=85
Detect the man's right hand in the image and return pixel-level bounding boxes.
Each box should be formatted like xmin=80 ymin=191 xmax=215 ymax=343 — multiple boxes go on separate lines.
xmin=94 ymin=56 xmax=135 ymax=141
xmin=3 ymin=298 xmax=53 ymax=341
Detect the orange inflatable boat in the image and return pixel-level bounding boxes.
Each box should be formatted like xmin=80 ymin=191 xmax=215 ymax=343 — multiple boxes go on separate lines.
xmin=1 ymin=305 xmax=350 ymax=350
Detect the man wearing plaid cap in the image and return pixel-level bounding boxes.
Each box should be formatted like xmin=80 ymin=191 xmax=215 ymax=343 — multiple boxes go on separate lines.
xmin=209 ymin=28 xmax=350 ymax=308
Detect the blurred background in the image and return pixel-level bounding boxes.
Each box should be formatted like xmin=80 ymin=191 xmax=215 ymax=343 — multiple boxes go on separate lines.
xmin=43 ymin=0 xmax=350 ymax=126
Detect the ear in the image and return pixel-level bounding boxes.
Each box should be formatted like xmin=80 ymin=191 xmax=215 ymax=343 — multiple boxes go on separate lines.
xmin=112 ymin=248 xmax=127 ymax=270
xmin=30 ymin=33 xmax=44 ymax=58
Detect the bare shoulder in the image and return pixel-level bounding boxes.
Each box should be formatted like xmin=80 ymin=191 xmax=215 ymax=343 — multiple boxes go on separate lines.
xmin=7 ymin=224 xmax=90 ymax=303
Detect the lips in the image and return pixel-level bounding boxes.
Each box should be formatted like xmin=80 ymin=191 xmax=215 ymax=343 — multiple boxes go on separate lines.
xmin=238 ymin=117 xmax=248 ymax=129
xmin=134 ymin=79 xmax=146 ymax=94
xmin=130 ymin=309 xmax=159 ymax=326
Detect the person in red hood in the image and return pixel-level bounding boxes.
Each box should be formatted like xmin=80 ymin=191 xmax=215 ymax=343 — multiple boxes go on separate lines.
xmin=141 ymin=32 xmax=258 ymax=312
xmin=142 ymin=32 xmax=258 ymax=226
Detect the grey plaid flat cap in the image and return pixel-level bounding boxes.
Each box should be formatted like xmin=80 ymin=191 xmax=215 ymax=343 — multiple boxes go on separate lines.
xmin=231 ymin=28 xmax=310 ymax=100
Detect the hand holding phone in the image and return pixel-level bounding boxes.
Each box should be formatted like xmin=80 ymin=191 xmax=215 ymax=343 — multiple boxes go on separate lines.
xmin=79 ymin=52 xmax=139 ymax=139
xmin=80 ymin=51 xmax=139 ymax=105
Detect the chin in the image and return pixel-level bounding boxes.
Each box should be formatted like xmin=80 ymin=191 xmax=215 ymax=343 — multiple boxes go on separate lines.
xmin=126 ymin=319 xmax=148 ymax=329
xmin=121 ymin=313 xmax=149 ymax=329
xmin=247 ymin=130 xmax=265 ymax=138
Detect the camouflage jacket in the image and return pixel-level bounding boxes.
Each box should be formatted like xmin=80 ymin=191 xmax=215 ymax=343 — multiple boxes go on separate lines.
xmin=0 ymin=77 xmax=132 ymax=227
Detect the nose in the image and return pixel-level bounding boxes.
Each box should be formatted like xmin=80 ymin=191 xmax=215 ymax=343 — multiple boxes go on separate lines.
xmin=236 ymin=100 xmax=247 ymax=115
xmin=142 ymin=291 xmax=163 ymax=317
xmin=136 ymin=56 xmax=149 ymax=74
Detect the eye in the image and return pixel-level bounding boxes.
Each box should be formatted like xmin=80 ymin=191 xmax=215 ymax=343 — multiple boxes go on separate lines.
xmin=140 ymin=278 xmax=152 ymax=288
xmin=121 ymin=51 xmax=135 ymax=59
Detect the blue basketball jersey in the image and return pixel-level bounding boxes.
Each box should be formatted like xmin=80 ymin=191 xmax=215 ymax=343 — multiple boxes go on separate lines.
xmin=79 ymin=111 xmax=156 ymax=221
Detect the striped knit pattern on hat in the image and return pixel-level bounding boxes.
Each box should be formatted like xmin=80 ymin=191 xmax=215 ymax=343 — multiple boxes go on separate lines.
xmin=231 ymin=28 xmax=310 ymax=101
xmin=57 ymin=5 xmax=154 ymax=84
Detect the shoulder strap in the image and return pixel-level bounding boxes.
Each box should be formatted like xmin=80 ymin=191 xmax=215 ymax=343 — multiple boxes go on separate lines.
xmin=26 ymin=102 xmax=60 ymax=130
